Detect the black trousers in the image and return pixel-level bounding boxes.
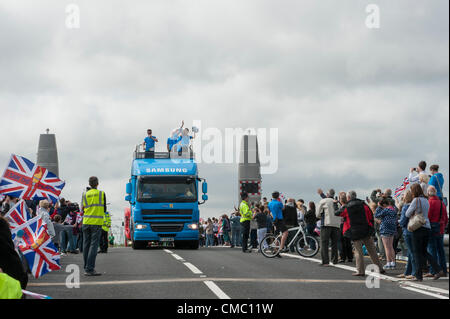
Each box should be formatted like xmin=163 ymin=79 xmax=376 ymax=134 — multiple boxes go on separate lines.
xmin=250 ymin=229 xmax=258 ymax=248
xmin=339 ymin=224 xmax=353 ymax=261
xmin=320 ymin=226 xmax=339 ymax=264
xmin=241 ymin=221 xmax=251 ymax=252
xmin=411 ymin=227 xmax=441 ymax=280
xmin=99 ymin=230 xmax=109 ymax=253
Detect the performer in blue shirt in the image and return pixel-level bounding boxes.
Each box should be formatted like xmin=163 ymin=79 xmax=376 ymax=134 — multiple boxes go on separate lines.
xmin=143 ymin=129 xmax=158 ymax=151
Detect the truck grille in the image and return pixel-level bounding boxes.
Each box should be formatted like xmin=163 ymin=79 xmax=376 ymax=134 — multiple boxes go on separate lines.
xmin=142 ymin=209 xmax=192 ymax=216
xmin=150 ymin=223 xmax=184 ymax=232
xmin=143 ymin=216 xmax=192 ymax=221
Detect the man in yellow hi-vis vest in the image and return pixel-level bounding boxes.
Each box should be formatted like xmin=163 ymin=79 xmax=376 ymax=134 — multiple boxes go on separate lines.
xmin=239 ymin=192 xmax=252 ymax=253
xmin=98 ymin=211 xmax=111 ymax=253
xmin=81 ymin=176 xmax=106 ymax=276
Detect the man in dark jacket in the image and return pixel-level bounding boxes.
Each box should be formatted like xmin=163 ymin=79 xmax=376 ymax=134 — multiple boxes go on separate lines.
xmin=283 ymin=199 xmax=298 ymax=252
xmin=0 ymin=216 xmax=28 ymax=289
xmin=336 ymin=191 xmax=384 ymax=276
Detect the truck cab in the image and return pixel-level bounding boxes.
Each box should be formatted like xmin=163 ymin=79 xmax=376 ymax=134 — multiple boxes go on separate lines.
xmin=125 ymin=148 xmax=208 ymax=249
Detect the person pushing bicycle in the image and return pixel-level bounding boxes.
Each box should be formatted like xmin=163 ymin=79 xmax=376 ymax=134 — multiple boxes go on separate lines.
xmin=268 ymin=191 xmax=289 ymax=258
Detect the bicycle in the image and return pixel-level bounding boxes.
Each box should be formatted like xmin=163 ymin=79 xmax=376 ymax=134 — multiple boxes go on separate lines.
xmin=260 ymin=222 xmax=319 ymax=258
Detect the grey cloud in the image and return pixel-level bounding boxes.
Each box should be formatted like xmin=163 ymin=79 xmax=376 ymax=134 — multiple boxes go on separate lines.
xmin=0 ymin=0 xmax=448 ymax=223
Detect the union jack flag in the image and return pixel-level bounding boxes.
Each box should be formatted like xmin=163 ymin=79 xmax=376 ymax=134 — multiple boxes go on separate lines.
xmin=0 ymin=154 xmax=65 ymax=203
xmin=19 ymin=216 xmax=61 ymax=278
xmin=394 ymin=177 xmax=410 ymax=198
xmin=3 ymin=199 xmax=31 ymax=240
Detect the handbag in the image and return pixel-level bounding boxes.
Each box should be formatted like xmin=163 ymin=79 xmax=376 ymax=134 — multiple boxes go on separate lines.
xmin=407 ymin=198 xmax=427 ymax=232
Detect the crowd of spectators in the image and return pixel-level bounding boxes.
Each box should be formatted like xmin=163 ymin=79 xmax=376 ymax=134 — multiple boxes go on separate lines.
xmin=1 ymin=197 xmax=86 ymax=256
xmin=200 ymin=161 xmax=448 ymax=282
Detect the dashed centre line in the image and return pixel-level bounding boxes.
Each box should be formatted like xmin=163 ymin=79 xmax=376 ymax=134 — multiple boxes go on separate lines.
xmin=164 ymin=248 xmax=231 ymax=299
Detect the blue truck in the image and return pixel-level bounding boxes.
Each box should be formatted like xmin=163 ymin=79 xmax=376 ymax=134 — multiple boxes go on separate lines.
xmin=125 ymin=149 xmax=208 ymax=249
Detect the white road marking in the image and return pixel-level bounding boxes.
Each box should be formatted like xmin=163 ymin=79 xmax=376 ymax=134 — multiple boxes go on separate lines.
xmin=28 ymin=277 xmax=368 ymax=287
xmin=171 ymin=254 xmax=184 ymax=261
xmin=163 ymin=249 xmax=173 ymax=254
xmin=204 ymin=281 xmax=231 ymax=299
xmin=401 ymin=286 xmax=449 ymax=299
xmin=281 ymin=252 xmax=449 ymax=299
xmin=183 ymin=262 xmax=203 ymax=274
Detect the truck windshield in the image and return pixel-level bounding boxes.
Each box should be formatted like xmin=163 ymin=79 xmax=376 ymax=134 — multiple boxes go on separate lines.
xmin=137 ymin=176 xmax=197 ymax=203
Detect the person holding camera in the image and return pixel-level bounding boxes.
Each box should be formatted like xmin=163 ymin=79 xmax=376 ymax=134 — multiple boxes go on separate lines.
xmin=409 ymin=161 xmax=428 ymax=185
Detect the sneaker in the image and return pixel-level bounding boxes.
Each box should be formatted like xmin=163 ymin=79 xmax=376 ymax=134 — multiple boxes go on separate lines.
xmin=396 ymin=274 xmax=406 ymax=278
xmin=84 ymin=271 xmax=102 ymax=276
xmin=382 ymin=264 xmax=391 ymax=271
xmin=405 ymin=275 xmax=416 ymax=280
xmin=424 ymin=273 xmax=435 ymax=278
xmin=433 ymin=271 xmax=445 ymax=280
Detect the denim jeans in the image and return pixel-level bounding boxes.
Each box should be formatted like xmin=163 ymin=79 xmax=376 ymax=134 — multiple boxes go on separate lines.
xmin=231 ymin=227 xmax=241 ymax=247
xmin=257 ymin=228 xmax=267 ymax=249
xmin=411 ymin=227 xmax=441 ymax=280
xmin=61 ymin=225 xmax=77 ymax=252
xmin=205 ymin=234 xmax=214 ymax=247
xmin=427 ymin=234 xmax=447 ymax=275
xmin=82 ymin=224 xmax=102 ymax=273
xmin=403 ymin=232 xmax=416 ymax=277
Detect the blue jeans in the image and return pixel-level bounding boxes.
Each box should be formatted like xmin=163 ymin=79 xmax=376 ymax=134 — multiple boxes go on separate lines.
xmin=403 ymin=232 xmax=416 ymax=277
xmin=427 ymin=234 xmax=447 ymax=275
xmin=82 ymin=224 xmax=102 ymax=273
xmin=257 ymin=228 xmax=267 ymax=249
xmin=205 ymin=234 xmax=214 ymax=247
xmin=61 ymin=225 xmax=77 ymax=252
xmin=411 ymin=227 xmax=441 ymax=280
xmin=231 ymin=227 xmax=241 ymax=247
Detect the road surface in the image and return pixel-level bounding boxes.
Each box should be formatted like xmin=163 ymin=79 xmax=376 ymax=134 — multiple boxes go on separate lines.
xmin=27 ymin=246 xmax=449 ymax=300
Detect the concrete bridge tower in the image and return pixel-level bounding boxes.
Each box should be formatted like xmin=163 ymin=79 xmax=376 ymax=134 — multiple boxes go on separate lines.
xmin=37 ymin=128 xmax=59 ymax=177
xmin=238 ymin=134 xmax=262 ymax=206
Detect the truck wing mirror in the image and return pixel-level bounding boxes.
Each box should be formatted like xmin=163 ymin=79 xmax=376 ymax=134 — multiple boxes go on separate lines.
xmin=202 ymin=182 xmax=208 ymax=194
xmin=126 ymin=182 xmax=132 ymax=195
xmin=125 ymin=195 xmax=132 ymax=202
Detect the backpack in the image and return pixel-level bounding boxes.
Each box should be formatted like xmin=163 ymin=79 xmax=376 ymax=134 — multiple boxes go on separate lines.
xmin=223 ymin=219 xmax=230 ymax=231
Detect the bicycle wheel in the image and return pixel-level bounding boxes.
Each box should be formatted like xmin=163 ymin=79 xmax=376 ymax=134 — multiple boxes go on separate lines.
xmin=260 ymin=233 xmax=281 ymax=258
xmin=296 ymin=235 xmax=319 ymax=258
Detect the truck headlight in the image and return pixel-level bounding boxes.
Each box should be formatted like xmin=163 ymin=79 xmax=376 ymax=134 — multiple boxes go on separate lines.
xmin=135 ymin=224 xmax=147 ymax=230
xmin=187 ymin=223 xmax=198 ymax=230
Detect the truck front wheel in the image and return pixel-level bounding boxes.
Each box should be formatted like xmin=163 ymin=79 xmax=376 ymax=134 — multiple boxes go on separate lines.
xmin=132 ymin=240 xmax=147 ymax=249
xmin=187 ymin=240 xmax=199 ymax=250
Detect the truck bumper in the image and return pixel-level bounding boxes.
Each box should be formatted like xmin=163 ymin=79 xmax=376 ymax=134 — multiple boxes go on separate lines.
xmin=134 ymin=229 xmax=198 ymax=241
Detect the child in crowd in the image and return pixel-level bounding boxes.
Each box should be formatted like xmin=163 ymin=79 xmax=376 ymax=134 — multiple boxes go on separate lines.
xmin=375 ymin=198 xmax=398 ymax=270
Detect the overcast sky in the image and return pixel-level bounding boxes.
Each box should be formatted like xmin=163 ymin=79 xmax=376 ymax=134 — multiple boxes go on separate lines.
xmin=0 ymin=1 xmax=448 ymax=234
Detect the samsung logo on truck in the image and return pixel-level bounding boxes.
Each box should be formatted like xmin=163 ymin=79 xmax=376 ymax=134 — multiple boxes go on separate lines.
xmin=145 ymin=168 xmax=188 ymax=173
